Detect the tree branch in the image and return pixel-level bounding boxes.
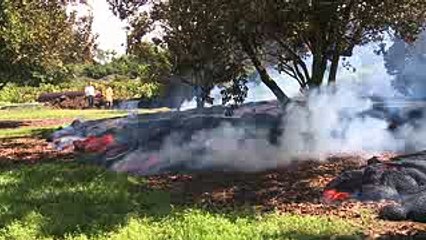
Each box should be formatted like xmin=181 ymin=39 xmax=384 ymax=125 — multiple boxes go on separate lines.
xmin=292 ymin=60 xmax=307 ymax=87
xmin=279 ymin=64 xmax=304 ymax=87
xmin=275 ymin=37 xmax=311 ymax=83
xmin=239 ymin=36 xmax=290 ymax=104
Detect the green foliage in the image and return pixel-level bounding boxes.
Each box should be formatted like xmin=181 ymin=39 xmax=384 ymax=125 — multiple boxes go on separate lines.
xmin=84 ymin=43 xmax=171 ymax=84
xmin=221 ymin=77 xmax=250 ymax=107
xmin=83 ymin=56 xmax=150 ymax=80
xmin=0 ymin=0 xmax=96 ymax=86
xmin=126 ymin=41 xmax=172 ymax=84
xmin=109 ymin=0 xmax=426 ymax=103
xmin=0 ymin=78 xmax=161 ymax=104
xmin=106 ymin=79 xmax=160 ymax=99
xmin=0 ymin=162 xmax=362 ymax=240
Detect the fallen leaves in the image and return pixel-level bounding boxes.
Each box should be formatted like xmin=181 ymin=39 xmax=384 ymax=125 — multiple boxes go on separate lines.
xmin=144 ymin=156 xmax=426 ymax=237
xmin=0 ymin=119 xmax=73 ymax=129
xmin=0 ymin=137 xmax=73 ymax=163
xmin=1 ymin=136 xmax=425 ymax=238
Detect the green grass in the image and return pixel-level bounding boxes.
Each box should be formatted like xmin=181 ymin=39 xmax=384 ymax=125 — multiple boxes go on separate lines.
xmin=0 ymin=107 xmax=169 ymax=138
xmin=0 ymin=126 xmax=58 ymax=139
xmin=0 ymin=163 xmax=363 ymax=240
xmin=0 ymin=108 xmax=169 ymax=121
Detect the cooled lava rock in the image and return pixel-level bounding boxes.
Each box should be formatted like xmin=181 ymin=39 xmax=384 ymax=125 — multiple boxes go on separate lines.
xmin=49 ymin=101 xmax=284 ymax=174
xmin=324 ymin=151 xmax=426 ymax=222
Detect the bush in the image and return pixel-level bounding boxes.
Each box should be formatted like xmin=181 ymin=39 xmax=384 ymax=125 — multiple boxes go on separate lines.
xmin=0 ymin=78 xmax=162 ymax=104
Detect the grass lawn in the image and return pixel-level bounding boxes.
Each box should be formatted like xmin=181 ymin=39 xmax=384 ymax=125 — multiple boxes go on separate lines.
xmin=0 ymin=163 xmax=363 ymax=240
xmin=0 ymin=107 xmax=169 ymax=121
xmin=0 ymin=126 xmax=58 ymax=139
xmin=0 ymin=107 xmax=169 ymax=138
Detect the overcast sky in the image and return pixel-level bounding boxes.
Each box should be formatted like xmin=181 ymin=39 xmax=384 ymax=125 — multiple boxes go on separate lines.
xmin=69 ymin=0 xmax=127 ymax=55
xmin=91 ymin=1 xmax=127 ymax=55
xmin=74 ymin=1 xmax=158 ymax=56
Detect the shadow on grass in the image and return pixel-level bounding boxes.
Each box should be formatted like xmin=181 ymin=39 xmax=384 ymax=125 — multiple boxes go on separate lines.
xmin=0 ymin=126 xmax=59 ymax=139
xmin=0 ymin=162 xmax=171 ymax=238
xmin=0 ymin=121 xmax=28 ymax=129
xmin=377 ymin=232 xmax=426 ymax=240
xmin=0 ymin=161 xmax=367 ymax=240
xmin=29 ymin=127 xmax=59 ymax=139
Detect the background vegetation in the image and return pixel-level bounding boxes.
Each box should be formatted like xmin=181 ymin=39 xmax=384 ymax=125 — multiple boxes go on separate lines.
xmin=0 ymin=79 xmax=160 ymax=104
xmin=0 ymin=1 xmax=171 ymax=104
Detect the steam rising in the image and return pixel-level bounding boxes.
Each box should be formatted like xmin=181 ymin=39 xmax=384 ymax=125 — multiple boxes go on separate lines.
xmin=281 ymin=82 xmax=402 ymax=159
xmin=108 ymin=33 xmax=426 ymax=174
xmin=47 ymin=32 xmax=426 ymax=175
xmin=112 ymin=123 xmax=280 ymax=173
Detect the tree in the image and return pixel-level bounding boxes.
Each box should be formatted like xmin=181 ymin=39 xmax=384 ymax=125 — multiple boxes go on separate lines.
xmin=127 ymin=42 xmax=172 ymax=85
xmin=220 ymin=0 xmax=426 ymax=91
xmin=108 ymin=0 xmax=426 ymax=104
xmin=152 ymin=0 xmax=249 ymax=108
xmin=0 ymin=0 xmax=97 ymax=87
xmin=109 ymin=0 xmax=251 ymax=108
xmin=269 ymin=0 xmax=426 ymax=86
xmin=84 ymin=43 xmax=171 ymax=84
xmin=383 ymin=31 xmax=426 ymax=98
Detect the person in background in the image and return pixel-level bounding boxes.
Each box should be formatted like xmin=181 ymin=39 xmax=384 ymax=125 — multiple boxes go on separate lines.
xmin=105 ymin=85 xmax=114 ymax=109
xmin=84 ymin=82 xmax=96 ymax=108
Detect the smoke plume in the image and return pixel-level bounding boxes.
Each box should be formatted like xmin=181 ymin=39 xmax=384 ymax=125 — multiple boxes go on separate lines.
xmin=68 ymin=32 xmax=426 ymax=175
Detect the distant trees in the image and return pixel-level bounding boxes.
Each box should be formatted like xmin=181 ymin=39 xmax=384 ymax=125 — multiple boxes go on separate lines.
xmin=384 ymin=32 xmax=426 ymax=98
xmin=109 ymin=0 xmax=426 ymax=105
xmin=0 ymin=0 xmax=97 ymax=87
xmin=84 ymin=42 xmax=171 ymax=83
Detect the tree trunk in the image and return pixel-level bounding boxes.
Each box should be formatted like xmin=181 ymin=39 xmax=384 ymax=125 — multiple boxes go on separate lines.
xmin=196 ymin=97 xmax=205 ymax=109
xmin=310 ymin=52 xmax=327 ymax=88
xmin=328 ymin=51 xmax=339 ymax=84
xmin=195 ymin=85 xmax=205 ymax=109
xmin=257 ymin=65 xmax=290 ymax=105
xmin=240 ymin=38 xmax=290 ymax=105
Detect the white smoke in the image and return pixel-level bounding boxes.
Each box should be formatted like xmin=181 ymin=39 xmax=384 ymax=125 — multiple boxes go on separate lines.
xmin=280 ymin=81 xmax=405 ymax=160
xmin=65 ymin=31 xmax=426 ymax=175
xmin=280 ymin=32 xmax=426 ymax=159
xmin=112 ymin=122 xmax=281 ymax=174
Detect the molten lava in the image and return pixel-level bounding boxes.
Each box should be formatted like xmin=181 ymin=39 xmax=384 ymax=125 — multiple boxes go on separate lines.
xmin=323 ymin=189 xmax=351 ymax=202
xmin=73 ymin=134 xmax=115 ymax=153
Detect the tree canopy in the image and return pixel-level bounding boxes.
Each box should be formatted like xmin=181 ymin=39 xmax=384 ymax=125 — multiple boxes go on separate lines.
xmin=0 ymin=0 xmax=97 ymax=86
xmin=108 ymin=0 xmax=426 ymax=104
xmin=384 ymin=32 xmax=426 ymax=98
xmin=83 ymin=42 xmax=171 ymax=84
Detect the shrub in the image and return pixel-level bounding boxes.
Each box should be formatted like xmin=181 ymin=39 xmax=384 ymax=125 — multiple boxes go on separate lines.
xmin=0 ymin=78 xmax=162 ymax=104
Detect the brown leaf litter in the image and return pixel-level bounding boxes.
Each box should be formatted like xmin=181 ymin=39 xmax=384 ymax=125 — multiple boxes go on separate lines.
xmin=0 ymin=136 xmax=425 ymax=238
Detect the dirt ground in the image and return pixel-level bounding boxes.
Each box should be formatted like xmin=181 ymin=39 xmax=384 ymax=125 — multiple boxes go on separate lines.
xmin=0 ymin=119 xmax=73 ymax=129
xmin=145 ymin=157 xmax=426 ymax=238
xmin=1 ymin=119 xmax=425 ymax=238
